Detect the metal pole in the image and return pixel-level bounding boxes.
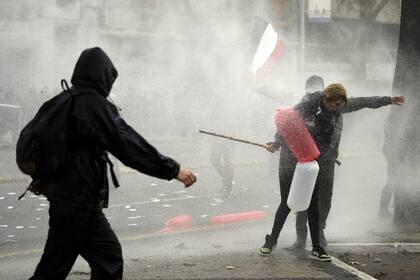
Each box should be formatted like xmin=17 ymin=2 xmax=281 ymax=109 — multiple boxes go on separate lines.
xmin=300 ymin=0 xmax=306 ymax=93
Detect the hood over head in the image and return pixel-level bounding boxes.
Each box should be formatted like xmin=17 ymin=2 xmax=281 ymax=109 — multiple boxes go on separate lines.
xmin=71 ymin=47 xmax=118 ymax=97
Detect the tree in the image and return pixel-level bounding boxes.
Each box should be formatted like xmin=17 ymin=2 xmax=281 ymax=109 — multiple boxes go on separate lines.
xmin=384 ymin=0 xmax=420 ymax=228
xmin=350 ymin=0 xmax=392 ymax=80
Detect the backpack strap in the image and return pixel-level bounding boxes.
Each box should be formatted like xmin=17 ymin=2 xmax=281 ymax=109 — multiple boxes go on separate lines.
xmin=105 ymin=154 xmax=120 ymax=188
xmin=61 ymin=79 xmax=70 ymax=92
xmin=18 ymin=178 xmax=42 ymax=200
xmin=18 ymin=184 xmax=30 ymax=200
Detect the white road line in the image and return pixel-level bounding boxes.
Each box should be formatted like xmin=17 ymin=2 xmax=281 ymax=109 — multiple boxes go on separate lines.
xmin=108 ymin=194 xmax=213 ymax=208
xmin=331 ymin=257 xmax=378 ymax=280
xmin=330 ymin=242 xmax=420 ymax=246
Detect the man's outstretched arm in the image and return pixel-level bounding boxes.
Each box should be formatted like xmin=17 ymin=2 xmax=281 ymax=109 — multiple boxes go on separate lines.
xmin=343 ymin=95 xmax=405 ymax=113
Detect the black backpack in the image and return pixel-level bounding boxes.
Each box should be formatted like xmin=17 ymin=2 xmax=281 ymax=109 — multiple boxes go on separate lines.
xmin=16 ymin=80 xmax=120 ymax=200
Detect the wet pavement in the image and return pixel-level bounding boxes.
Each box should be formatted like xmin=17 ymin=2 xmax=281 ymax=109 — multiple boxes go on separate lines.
xmin=1 ymin=140 xmax=420 ymax=279
xmin=0 ymin=221 xmax=371 ymax=280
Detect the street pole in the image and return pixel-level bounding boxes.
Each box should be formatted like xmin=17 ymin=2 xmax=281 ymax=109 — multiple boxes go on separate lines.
xmin=300 ymin=0 xmax=306 ymax=93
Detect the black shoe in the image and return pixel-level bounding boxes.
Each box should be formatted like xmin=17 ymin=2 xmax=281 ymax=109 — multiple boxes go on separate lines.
xmin=259 ymin=234 xmax=277 ymax=256
xmin=310 ymin=246 xmax=332 ymax=262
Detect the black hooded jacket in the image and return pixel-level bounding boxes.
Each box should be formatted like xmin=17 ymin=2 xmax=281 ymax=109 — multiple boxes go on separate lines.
xmin=41 ymin=47 xmax=180 ymax=209
xmin=273 ymin=91 xmax=392 ymax=170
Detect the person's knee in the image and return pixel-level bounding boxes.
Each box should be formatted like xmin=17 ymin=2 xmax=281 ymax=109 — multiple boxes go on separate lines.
xmin=90 ymin=264 xmax=123 ymax=280
xmin=90 ymin=253 xmax=123 ymax=280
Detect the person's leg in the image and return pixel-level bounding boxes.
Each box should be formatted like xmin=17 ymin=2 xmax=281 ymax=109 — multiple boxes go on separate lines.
xmin=308 ymin=182 xmax=331 ymax=261
xmin=378 ymin=180 xmax=393 ymax=217
xmin=307 ymin=183 xmax=320 ymax=249
xmin=80 ymin=210 xmax=123 ymax=280
xmin=30 ymin=202 xmax=88 ymax=280
xmin=210 ymin=141 xmax=230 ymax=195
xmin=293 ymin=211 xmax=308 ymax=248
xmin=317 ymin=161 xmax=335 ymax=247
xmin=260 ymin=168 xmax=293 ymax=255
xmin=220 ymin=143 xmax=234 ymax=195
xmin=210 ymin=142 xmax=223 ymax=176
xmin=270 ymin=169 xmax=294 ymax=241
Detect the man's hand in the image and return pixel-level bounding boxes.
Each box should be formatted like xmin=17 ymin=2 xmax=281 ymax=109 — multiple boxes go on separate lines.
xmin=176 ymin=168 xmax=197 ymax=188
xmin=391 ymin=96 xmax=405 ymax=105
xmin=265 ymin=143 xmax=279 ymax=153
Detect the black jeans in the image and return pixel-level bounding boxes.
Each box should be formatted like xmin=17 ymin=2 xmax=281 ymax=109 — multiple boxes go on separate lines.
xmin=30 ymin=202 xmax=123 ymax=280
xmin=270 ymin=165 xmax=321 ymax=248
xmin=295 ymin=160 xmax=335 ymax=237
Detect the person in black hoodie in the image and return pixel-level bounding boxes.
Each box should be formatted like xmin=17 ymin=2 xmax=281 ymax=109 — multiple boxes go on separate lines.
xmin=260 ymin=83 xmax=404 ymax=261
xmin=30 ymin=47 xmax=197 ymax=280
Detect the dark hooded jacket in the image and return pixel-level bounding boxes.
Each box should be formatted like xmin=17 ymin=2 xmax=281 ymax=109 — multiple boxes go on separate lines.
xmin=273 ymin=91 xmax=392 ymax=170
xmin=41 ymin=47 xmax=180 ymax=209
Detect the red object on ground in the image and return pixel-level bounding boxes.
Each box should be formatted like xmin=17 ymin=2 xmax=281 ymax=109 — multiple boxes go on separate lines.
xmin=209 ymin=211 xmax=267 ymax=225
xmin=160 ymin=215 xmax=193 ymax=232
xmin=275 ymin=108 xmax=320 ymax=162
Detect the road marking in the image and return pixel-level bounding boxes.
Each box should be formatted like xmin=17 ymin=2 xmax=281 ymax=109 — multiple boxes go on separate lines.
xmin=108 ymin=194 xmax=213 ymax=208
xmin=331 ymin=257 xmax=378 ymax=280
xmin=330 ymin=242 xmax=420 ymax=246
xmin=0 ymin=220 xmax=265 ymax=259
xmin=0 ymin=248 xmax=43 ymax=258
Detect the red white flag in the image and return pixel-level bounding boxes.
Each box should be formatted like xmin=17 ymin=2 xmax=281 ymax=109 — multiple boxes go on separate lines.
xmin=250 ymin=17 xmax=285 ymax=82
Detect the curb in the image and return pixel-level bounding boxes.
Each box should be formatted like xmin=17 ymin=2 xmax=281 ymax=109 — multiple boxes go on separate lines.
xmin=209 ymin=210 xmax=267 ymax=225
xmin=331 ymin=257 xmax=378 ymax=280
xmin=327 ymin=242 xmax=420 ymax=280
xmin=328 ymin=242 xmax=420 ymax=254
xmin=159 ymin=214 xmax=193 ymax=232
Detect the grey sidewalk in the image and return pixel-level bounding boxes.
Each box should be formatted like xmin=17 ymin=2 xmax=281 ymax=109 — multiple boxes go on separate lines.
xmin=0 ymin=221 xmax=373 ymax=280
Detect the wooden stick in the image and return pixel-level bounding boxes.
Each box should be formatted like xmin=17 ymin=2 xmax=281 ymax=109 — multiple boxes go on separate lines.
xmin=199 ymin=130 xmax=267 ymax=148
xmin=199 ymin=130 xmax=342 ymax=166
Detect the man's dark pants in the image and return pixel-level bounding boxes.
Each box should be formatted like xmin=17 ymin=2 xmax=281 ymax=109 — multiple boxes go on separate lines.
xmin=30 ymin=202 xmax=123 ymax=280
xmin=295 ymin=159 xmax=335 ymax=245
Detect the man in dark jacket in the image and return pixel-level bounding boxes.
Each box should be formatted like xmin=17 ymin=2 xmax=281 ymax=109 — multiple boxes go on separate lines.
xmin=30 ymin=47 xmax=197 ymax=280
xmin=260 ymin=83 xmax=404 ymax=261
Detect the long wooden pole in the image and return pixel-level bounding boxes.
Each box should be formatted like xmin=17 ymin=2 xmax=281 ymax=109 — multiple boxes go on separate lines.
xmin=198 ymin=130 xmax=267 ymax=149
xmin=199 ymin=129 xmax=342 ymax=166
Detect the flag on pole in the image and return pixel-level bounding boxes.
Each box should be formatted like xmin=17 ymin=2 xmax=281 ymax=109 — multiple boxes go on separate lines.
xmin=250 ymin=17 xmax=286 ymax=82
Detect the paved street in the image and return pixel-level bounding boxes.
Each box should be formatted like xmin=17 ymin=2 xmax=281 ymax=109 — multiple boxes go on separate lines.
xmin=1 ymin=220 xmax=373 ymax=280
xmin=0 ymin=140 xmax=410 ymax=279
